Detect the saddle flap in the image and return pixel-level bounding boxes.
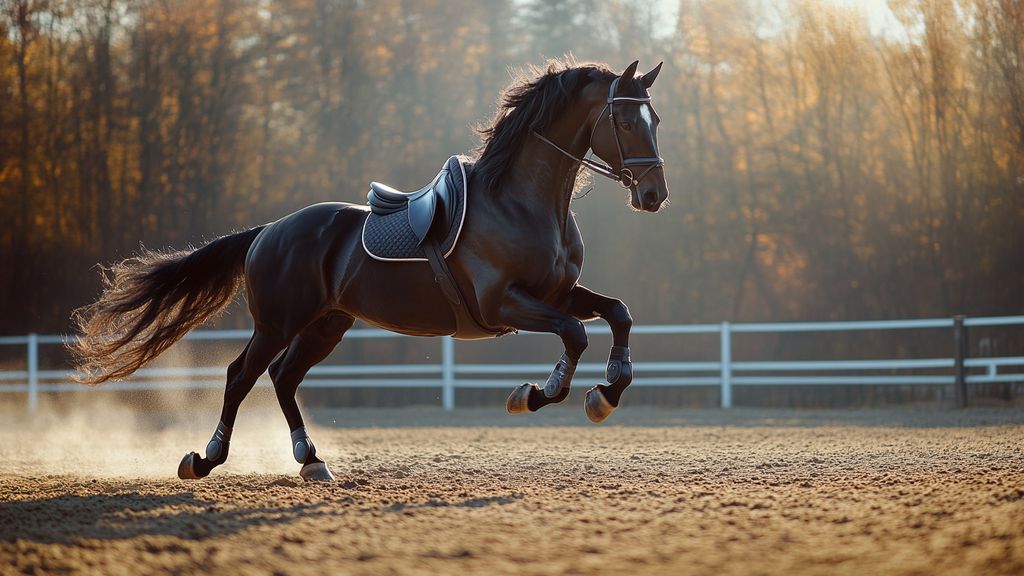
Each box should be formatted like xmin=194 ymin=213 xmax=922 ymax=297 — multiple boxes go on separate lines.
xmin=407 ymin=185 xmax=438 ymax=244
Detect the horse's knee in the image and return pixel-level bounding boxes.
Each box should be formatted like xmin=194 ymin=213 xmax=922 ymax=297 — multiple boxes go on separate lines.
xmin=606 ymin=301 xmax=632 ymax=332
xmin=560 ymin=318 xmax=589 ymax=362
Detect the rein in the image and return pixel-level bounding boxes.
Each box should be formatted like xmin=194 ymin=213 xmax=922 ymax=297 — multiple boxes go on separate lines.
xmin=533 ymin=76 xmax=665 ymax=190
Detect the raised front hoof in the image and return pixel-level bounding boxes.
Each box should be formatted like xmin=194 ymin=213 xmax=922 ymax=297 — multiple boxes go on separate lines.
xmin=299 ymin=461 xmax=335 ymax=482
xmin=585 ymin=386 xmax=616 ymax=423
xmin=177 ymin=452 xmax=205 ymax=480
xmin=506 ymin=383 xmax=540 ymax=414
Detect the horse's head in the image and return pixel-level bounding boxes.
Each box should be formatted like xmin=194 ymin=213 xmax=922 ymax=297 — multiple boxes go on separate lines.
xmin=588 ymin=60 xmax=669 ymax=212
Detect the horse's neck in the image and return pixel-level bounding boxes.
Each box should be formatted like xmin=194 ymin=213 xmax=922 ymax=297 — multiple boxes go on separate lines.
xmin=502 ymin=115 xmax=594 ymax=224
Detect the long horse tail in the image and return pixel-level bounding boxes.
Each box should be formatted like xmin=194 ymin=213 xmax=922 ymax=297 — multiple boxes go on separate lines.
xmin=69 ymin=226 xmax=267 ymax=385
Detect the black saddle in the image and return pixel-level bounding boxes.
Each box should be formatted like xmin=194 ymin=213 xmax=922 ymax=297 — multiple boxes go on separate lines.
xmin=362 ymin=156 xmax=467 ymax=261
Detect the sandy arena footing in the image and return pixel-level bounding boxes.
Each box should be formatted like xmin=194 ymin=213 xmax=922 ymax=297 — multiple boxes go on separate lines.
xmin=1 ymin=405 xmax=1023 ymax=575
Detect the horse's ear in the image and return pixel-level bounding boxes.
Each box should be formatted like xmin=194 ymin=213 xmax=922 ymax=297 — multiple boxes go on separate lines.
xmin=640 ymin=62 xmax=663 ymax=89
xmin=620 ymin=60 xmax=640 ymax=85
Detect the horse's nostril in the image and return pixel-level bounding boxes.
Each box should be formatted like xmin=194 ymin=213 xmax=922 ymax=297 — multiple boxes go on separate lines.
xmin=642 ymin=190 xmax=657 ymax=208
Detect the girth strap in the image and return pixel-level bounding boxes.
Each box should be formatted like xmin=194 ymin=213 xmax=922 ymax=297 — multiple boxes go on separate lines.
xmin=423 ymin=237 xmax=501 ymax=338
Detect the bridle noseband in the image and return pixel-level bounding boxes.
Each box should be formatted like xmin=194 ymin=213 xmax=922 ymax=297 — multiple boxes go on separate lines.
xmin=533 ymin=76 xmax=665 ymax=190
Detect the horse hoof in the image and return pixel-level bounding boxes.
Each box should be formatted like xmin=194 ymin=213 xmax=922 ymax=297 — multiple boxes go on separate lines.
xmin=506 ymin=383 xmax=539 ymax=414
xmin=177 ymin=452 xmax=202 ymax=480
xmin=300 ymin=461 xmax=335 ymax=482
xmin=585 ymin=386 xmax=615 ymax=423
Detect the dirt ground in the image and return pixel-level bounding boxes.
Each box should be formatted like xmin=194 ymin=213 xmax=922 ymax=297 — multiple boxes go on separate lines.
xmin=1 ymin=400 xmax=1023 ymax=575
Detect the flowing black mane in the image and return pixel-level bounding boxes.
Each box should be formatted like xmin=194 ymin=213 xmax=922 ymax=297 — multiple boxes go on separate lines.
xmin=474 ymin=60 xmax=618 ymax=191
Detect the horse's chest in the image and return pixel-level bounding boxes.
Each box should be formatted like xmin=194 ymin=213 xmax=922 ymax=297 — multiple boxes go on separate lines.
xmin=471 ymin=207 xmax=584 ymax=302
xmin=534 ymin=232 xmax=584 ymax=301
xmin=555 ymin=243 xmax=583 ymax=282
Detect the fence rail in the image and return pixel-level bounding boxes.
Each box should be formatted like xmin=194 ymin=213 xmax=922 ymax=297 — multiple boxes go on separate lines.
xmin=1 ymin=315 xmax=1022 ymax=412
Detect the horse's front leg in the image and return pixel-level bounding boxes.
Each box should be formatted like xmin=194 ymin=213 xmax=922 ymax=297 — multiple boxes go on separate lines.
xmin=564 ymin=285 xmax=633 ymax=423
xmin=500 ymin=287 xmax=589 ymax=414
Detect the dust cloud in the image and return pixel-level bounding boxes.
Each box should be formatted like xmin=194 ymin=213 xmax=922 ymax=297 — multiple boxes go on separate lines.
xmin=0 ymin=389 xmax=299 ymax=479
xmin=0 ymin=334 xmax=311 ymax=479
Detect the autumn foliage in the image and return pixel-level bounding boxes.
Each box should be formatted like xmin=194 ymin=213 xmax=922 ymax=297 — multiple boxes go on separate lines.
xmin=0 ymin=0 xmax=1021 ymax=336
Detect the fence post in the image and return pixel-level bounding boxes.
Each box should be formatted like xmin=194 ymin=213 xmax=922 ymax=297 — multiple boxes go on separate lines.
xmin=441 ymin=336 xmax=455 ymax=410
xmin=720 ymin=322 xmax=732 ymax=408
xmin=953 ymin=315 xmax=968 ymax=408
xmin=27 ymin=333 xmax=38 ymax=413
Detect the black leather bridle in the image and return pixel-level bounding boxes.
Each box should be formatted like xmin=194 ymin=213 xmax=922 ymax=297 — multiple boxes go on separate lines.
xmin=533 ymin=76 xmax=665 ymax=190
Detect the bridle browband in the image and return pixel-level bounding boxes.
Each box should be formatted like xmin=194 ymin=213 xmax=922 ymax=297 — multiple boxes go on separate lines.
xmin=533 ymin=76 xmax=665 ymax=190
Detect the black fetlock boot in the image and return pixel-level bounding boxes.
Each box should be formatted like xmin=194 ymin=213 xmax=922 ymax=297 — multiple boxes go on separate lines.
xmin=292 ymin=426 xmax=334 ymax=482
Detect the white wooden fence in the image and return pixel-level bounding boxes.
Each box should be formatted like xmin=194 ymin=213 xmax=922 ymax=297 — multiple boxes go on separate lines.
xmin=1 ymin=316 xmax=1022 ymax=412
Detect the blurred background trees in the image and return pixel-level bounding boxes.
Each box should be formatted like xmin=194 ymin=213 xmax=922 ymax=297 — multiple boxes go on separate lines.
xmin=1 ymin=0 xmax=1021 ymax=336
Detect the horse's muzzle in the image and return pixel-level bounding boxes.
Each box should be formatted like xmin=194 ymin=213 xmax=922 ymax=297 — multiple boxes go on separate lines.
xmin=637 ymin=185 xmax=668 ymax=212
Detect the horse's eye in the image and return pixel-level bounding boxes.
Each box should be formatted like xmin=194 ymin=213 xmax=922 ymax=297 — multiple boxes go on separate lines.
xmin=619 ymin=121 xmax=632 ymax=131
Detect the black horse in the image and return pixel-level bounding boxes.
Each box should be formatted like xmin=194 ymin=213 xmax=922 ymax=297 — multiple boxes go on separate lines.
xmin=70 ymin=59 xmax=669 ymax=481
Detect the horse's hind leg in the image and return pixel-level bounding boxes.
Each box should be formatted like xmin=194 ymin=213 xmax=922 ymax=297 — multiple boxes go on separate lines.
xmin=268 ymin=313 xmax=354 ymax=482
xmin=564 ymin=285 xmax=633 ymax=423
xmin=178 ymin=330 xmax=286 ymax=479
